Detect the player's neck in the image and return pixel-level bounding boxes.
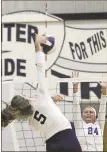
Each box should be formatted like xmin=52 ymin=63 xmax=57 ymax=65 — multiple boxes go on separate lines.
xmin=85 ymin=120 xmax=95 ymax=124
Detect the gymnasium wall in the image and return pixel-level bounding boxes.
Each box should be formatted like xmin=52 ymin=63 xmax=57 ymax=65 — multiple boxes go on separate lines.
xmin=2 ymin=0 xmax=107 ymax=15
xmin=2 ymin=0 xmax=107 ymax=151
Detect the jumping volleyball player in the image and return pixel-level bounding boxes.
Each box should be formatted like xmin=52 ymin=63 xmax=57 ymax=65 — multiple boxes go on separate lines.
xmin=72 ymin=72 xmax=107 ymax=151
xmin=1 ymin=35 xmax=82 ymax=152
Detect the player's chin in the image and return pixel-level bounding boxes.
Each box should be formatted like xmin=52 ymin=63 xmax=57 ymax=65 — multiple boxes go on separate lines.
xmin=85 ymin=118 xmax=92 ymax=123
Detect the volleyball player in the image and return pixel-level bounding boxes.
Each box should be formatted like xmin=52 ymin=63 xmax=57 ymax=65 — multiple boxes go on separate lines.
xmin=2 ymin=35 xmax=82 ymax=152
xmin=72 ymin=72 xmax=107 ymax=151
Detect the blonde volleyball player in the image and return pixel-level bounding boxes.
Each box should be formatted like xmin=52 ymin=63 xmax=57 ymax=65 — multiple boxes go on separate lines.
xmin=2 ymin=35 xmax=82 ymax=152
xmin=72 ymin=72 xmax=107 ymax=151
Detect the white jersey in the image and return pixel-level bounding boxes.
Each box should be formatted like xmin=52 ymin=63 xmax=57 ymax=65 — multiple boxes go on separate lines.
xmin=29 ymin=51 xmax=72 ymax=140
xmin=73 ymin=93 xmax=107 ymax=151
xmin=76 ymin=120 xmax=103 ymax=151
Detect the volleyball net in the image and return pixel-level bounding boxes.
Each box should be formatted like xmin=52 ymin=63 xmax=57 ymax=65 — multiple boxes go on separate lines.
xmin=2 ymin=78 xmax=107 ymax=151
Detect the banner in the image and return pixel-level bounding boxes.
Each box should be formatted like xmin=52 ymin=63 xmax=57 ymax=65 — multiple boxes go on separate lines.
xmin=51 ymin=27 xmax=107 ymax=78
xmin=2 ymin=22 xmax=38 ymax=82
xmin=2 ymin=11 xmax=107 ymax=100
xmin=2 ymin=11 xmax=64 ymax=82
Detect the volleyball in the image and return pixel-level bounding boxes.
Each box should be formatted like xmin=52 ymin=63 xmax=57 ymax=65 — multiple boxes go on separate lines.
xmin=41 ymin=35 xmax=56 ymax=54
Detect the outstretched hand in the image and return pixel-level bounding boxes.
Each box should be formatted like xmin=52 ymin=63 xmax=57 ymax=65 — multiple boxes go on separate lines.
xmin=99 ymin=82 xmax=107 ymax=95
xmin=35 ymin=34 xmax=48 ymax=44
xmin=52 ymin=95 xmax=63 ymax=103
xmin=35 ymin=34 xmax=48 ymax=52
xmin=71 ymin=71 xmax=79 ymax=93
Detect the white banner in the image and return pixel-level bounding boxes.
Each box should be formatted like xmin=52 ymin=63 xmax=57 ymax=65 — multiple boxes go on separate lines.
xmin=55 ymin=27 xmax=107 ymax=73
xmin=2 ymin=11 xmax=107 ymax=83
xmin=2 ymin=25 xmax=37 ymax=82
xmin=2 ymin=11 xmax=64 ymax=82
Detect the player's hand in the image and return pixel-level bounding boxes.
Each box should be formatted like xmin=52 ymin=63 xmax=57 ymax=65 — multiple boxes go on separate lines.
xmin=35 ymin=34 xmax=48 ymax=52
xmin=71 ymin=71 xmax=79 ymax=93
xmin=35 ymin=34 xmax=48 ymax=44
xmin=52 ymin=95 xmax=63 ymax=103
xmin=99 ymin=82 xmax=107 ymax=95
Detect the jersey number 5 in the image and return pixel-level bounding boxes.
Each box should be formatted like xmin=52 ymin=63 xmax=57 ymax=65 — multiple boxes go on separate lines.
xmin=88 ymin=127 xmax=98 ymax=135
xmin=34 ymin=110 xmax=47 ymax=124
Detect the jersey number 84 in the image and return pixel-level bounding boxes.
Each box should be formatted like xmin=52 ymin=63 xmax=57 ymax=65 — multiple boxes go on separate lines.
xmin=88 ymin=127 xmax=98 ymax=135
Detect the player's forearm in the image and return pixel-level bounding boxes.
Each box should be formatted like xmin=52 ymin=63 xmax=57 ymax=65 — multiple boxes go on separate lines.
xmin=73 ymin=93 xmax=82 ymax=115
xmin=35 ymin=34 xmax=42 ymax=52
xmin=98 ymin=83 xmax=107 ymax=131
xmin=73 ymin=84 xmax=81 ymax=117
xmin=98 ymin=96 xmax=106 ymax=118
xmin=99 ymin=95 xmax=107 ymax=111
xmin=73 ymin=93 xmax=82 ymax=127
xmin=36 ymin=51 xmax=48 ymax=96
xmin=35 ymin=42 xmax=41 ymax=52
xmin=73 ymin=83 xmax=79 ymax=93
xmin=98 ymin=95 xmax=107 ymax=131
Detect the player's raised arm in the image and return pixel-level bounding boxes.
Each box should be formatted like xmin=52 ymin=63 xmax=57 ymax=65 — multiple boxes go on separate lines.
xmin=98 ymin=82 xmax=107 ymax=133
xmin=72 ymin=72 xmax=82 ymax=128
xmin=35 ymin=34 xmax=49 ymax=97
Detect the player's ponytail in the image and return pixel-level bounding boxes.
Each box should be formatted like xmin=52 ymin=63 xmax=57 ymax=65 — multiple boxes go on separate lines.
xmin=1 ymin=103 xmax=15 ymax=128
xmin=1 ymin=95 xmax=34 ymax=128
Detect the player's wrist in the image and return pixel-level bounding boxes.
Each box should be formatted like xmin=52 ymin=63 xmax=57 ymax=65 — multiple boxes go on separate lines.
xmin=73 ymin=83 xmax=79 ymax=93
xmin=100 ymin=82 xmax=107 ymax=95
xmin=35 ymin=34 xmax=42 ymax=52
xmin=101 ymin=88 xmax=107 ymax=95
xmin=35 ymin=45 xmax=41 ymax=52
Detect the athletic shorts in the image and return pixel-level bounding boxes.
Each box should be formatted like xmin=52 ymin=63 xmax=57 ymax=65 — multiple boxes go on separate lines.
xmin=46 ymin=129 xmax=82 ymax=152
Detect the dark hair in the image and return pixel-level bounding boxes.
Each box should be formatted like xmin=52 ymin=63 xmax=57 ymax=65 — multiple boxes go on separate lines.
xmin=1 ymin=95 xmax=34 ymax=128
xmin=1 ymin=104 xmax=14 ymax=128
